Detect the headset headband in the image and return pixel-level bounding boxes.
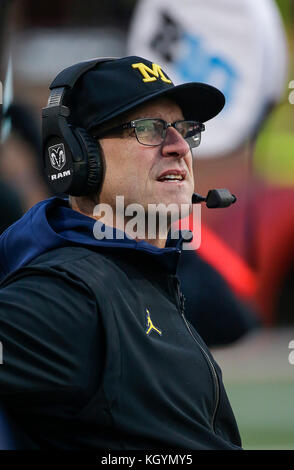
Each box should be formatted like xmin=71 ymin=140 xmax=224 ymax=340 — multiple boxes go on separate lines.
xmin=49 ymin=57 xmax=117 ymax=91
xmin=46 ymin=57 xmax=117 ymax=108
xmin=42 ymin=57 xmax=116 ymax=196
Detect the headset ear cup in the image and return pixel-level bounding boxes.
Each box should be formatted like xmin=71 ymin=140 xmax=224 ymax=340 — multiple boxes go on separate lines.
xmin=73 ymin=127 xmax=104 ymax=195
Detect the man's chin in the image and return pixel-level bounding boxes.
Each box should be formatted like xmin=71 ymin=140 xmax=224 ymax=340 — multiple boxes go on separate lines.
xmin=155 ymin=184 xmax=193 ymax=205
xmin=154 ymin=194 xmax=193 ymax=211
xmin=145 ymin=197 xmax=192 ymax=222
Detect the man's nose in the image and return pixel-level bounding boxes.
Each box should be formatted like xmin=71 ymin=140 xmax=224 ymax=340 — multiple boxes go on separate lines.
xmin=161 ymin=126 xmax=191 ymax=158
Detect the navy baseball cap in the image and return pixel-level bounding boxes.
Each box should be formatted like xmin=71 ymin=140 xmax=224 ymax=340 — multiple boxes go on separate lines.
xmin=65 ymin=56 xmax=225 ymax=130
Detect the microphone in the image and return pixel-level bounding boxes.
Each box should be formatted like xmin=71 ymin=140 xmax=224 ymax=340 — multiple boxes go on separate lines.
xmin=192 ymin=189 xmax=236 ymax=208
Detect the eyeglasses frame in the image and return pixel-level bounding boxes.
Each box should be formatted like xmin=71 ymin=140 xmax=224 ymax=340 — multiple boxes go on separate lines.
xmin=92 ymin=118 xmax=205 ymax=147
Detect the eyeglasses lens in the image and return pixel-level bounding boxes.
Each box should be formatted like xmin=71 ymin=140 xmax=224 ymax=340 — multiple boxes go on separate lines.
xmin=135 ymin=119 xmax=164 ymax=145
xmin=175 ymin=121 xmax=201 ymax=148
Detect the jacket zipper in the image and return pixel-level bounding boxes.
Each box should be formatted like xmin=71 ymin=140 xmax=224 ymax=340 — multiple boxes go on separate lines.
xmin=172 ymin=276 xmax=220 ymax=432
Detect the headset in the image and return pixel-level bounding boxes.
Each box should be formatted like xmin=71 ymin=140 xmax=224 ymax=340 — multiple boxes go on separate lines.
xmin=43 ymin=57 xmax=236 ymax=208
xmin=42 ymin=57 xmax=116 ymax=196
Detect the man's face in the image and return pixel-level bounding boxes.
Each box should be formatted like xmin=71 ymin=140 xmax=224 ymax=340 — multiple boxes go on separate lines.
xmin=98 ymin=97 xmax=194 ymax=217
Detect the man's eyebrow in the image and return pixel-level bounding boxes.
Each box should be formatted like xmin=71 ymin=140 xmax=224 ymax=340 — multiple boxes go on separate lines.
xmin=129 ymin=115 xmax=165 ymax=121
xmin=128 ymin=115 xmax=184 ymax=122
xmin=128 ymin=114 xmax=149 ymax=120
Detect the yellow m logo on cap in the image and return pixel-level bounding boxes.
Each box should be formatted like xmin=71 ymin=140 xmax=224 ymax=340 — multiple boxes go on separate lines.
xmin=132 ymin=62 xmax=172 ymax=84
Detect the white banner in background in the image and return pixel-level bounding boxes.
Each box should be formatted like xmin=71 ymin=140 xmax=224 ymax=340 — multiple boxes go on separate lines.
xmin=127 ymin=0 xmax=288 ymax=158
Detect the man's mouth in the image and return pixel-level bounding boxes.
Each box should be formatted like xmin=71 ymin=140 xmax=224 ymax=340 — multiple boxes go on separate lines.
xmin=157 ymin=170 xmax=186 ymax=182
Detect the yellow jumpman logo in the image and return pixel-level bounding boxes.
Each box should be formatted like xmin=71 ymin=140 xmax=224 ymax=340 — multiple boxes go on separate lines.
xmin=145 ymin=309 xmax=162 ymax=336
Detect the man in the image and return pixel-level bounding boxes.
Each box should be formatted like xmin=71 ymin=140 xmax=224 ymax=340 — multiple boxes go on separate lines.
xmin=0 ymin=56 xmax=241 ymax=449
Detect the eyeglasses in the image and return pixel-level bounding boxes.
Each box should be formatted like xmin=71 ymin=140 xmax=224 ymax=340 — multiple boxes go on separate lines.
xmin=93 ymin=118 xmax=205 ymax=148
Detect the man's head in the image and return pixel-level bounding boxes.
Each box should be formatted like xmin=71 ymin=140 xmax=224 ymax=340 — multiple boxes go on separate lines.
xmin=44 ymin=56 xmax=225 ymax=234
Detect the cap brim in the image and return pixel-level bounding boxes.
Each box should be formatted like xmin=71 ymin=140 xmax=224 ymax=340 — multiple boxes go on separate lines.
xmin=88 ymin=82 xmax=225 ymax=130
xmin=159 ymin=82 xmax=225 ymax=122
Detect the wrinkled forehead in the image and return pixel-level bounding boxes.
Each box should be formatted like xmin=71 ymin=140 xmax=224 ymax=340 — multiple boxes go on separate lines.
xmin=91 ymin=96 xmax=183 ymax=137
xmin=125 ymin=96 xmax=184 ymax=121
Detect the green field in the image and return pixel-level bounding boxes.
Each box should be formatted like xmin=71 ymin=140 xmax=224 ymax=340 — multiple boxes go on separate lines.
xmin=226 ymin=381 xmax=294 ymax=449
xmin=212 ymin=328 xmax=294 ymax=450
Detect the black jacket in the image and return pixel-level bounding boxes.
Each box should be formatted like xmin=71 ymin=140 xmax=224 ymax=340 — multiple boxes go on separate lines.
xmin=0 ymin=242 xmax=242 ymax=449
xmin=178 ymin=250 xmax=261 ymax=347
